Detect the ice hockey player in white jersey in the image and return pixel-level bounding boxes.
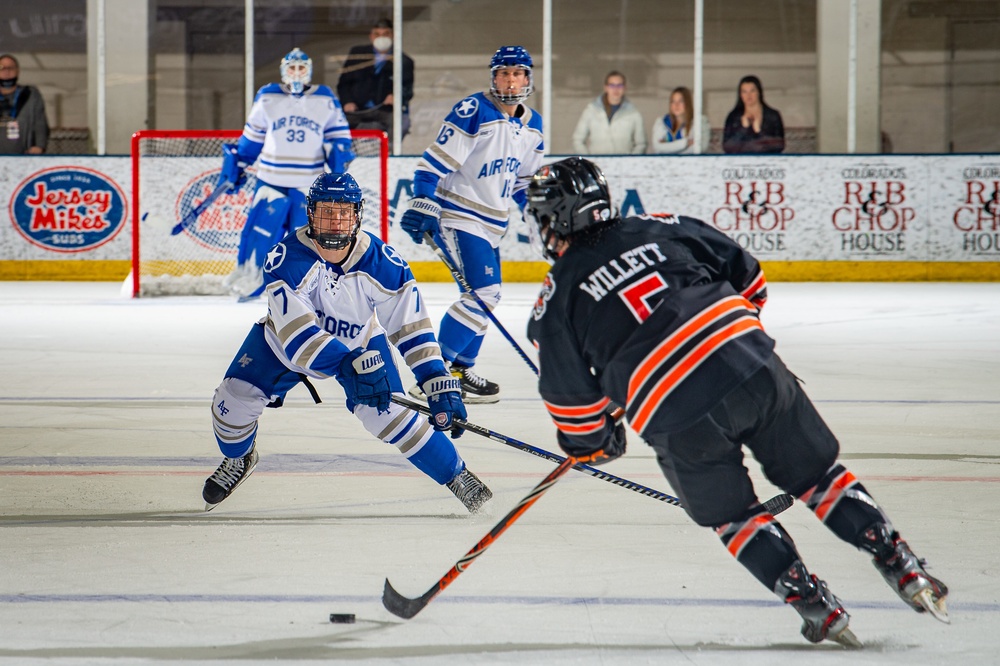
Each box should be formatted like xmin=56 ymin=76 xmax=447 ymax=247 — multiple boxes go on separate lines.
xmin=400 ymin=45 xmax=544 ymax=403
xmin=219 ymin=47 xmax=356 ymax=300
xmin=202 ymin=172 xmax=493 ymax=514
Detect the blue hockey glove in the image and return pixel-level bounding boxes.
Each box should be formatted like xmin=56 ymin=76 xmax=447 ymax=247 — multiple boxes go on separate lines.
xmin=400 ymin=196 xmax=441 ymax=244
xmin=420 ymin=374 xmax=466 ymax=439
xmin=336 ymin=348 xmax=391 ymax=414
xmin=325 ymin=139 xmax=356 ymax=174
xmin=218 ymin=143 xmax=249 ymax=191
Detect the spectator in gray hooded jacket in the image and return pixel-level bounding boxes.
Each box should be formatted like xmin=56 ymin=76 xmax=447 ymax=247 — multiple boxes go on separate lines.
xmin=571 ymin=71 xmax=646 ymax=155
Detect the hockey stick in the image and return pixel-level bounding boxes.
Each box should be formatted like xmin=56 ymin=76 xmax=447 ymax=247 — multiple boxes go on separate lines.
xmin=383 ymin=455 xmax=577 ymax=619
xmin=424 ymin=231 xmax=540 ymax=376
xmin=170 ymin=182 xmax=229 ymax=235
xmin=391 ymin=395 xmax=794 ymax=516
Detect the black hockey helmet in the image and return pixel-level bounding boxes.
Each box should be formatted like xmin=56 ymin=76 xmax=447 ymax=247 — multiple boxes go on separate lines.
xmin=306 ymin=172 xmax=364 ymax=251
xmin=526 ymin=157 xmax=614 ymax=260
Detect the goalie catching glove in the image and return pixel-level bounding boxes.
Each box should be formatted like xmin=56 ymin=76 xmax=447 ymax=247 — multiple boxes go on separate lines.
xmin=419 ymin=374 xmax=467 ymax=439
xmin=336 ymin=348 xmax=391 ymax=414
xmin=400 ymin=196 xmax=441 ymax=244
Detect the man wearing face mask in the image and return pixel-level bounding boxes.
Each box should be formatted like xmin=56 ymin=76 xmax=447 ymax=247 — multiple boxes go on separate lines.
xmin=337 ymin=18 xmax=415 ymax=140
xmin=0 ymin=54 xmax=49 ymax=155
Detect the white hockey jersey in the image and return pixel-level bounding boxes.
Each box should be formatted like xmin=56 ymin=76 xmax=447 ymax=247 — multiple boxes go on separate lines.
xmin=414 ymin=91 xmax=544 ymax=243
xmin=259 ymin=227 xmax=448 ymax=385
xmin=239 ymin=83 xmax=352 ymax=188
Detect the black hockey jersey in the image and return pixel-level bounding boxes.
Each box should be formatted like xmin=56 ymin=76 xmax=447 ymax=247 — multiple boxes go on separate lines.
xmin=527 ymin=214 xmax=773 ymax=452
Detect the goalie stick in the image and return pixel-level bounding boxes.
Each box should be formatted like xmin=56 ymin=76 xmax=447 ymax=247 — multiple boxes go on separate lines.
xmin=170 ymin=181 xmax=230 ymax=236
xmin=425 ymin=231 xmax=540 ymax=376
xmin=391 ymin=395 xmax=794 ymax=516
xmin=383 ymin=455 xmax=576 ymax=619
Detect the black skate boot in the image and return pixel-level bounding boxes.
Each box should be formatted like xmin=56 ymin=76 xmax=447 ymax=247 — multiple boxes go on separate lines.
xmin=450 ymin=364 xmax=500 ymax=404
xmin=859 ymin=522 xmax=949 ymax=623
xmin=202 ymin=447 xmax=259 ymax=511
xmin=776 ymin=560 xmax=861 ymax=648
xmin=446 ymin=467 xmax=493 ymax=513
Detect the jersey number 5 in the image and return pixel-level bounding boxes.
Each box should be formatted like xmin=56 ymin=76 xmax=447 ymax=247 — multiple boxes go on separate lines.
xmin=619 ymin=273 xmax=668 ymax=323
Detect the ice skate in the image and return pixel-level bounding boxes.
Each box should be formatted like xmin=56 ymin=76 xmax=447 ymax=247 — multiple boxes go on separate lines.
xmin=776 ymin=560 xmax=861 ymax=648
xmin=203 ymin=447 xmax=259 ymax=511
xmin=450 ymin=364 xmax=500 ymax=404
xmin=446 ymin=467 xmax=493 ymax=513
xmin=860 ymin=522 xmax=949 ymax=623
xmin=406 ymin=383 xmax=428 ymax=403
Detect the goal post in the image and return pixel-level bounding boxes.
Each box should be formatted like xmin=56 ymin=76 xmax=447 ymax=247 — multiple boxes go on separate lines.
xmin=130 ymin=129 xmax=389 ymax=297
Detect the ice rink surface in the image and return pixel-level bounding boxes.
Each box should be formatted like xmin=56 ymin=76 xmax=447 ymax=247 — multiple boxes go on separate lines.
xmin=1 ymin=279 xmax=998 ymax=665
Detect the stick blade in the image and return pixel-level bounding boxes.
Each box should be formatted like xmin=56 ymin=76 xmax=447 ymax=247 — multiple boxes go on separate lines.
xmin=762 ymin=493 xmax=794 ymax=516
xmin=382 ymin=578 xmax=431 ymax=620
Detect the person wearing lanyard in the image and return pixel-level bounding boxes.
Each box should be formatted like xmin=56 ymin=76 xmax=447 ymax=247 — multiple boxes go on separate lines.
xmin=0 ymin=54 xmax=49 ymax=155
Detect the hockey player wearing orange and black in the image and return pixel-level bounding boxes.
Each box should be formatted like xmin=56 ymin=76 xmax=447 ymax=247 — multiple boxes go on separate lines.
xmin=524 ymin=156 xmax=948 ymax=646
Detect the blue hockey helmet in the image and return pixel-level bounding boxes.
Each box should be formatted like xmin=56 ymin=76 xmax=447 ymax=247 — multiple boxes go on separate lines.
xmin=526 ymin=157 xmax=614 ymax=261
xmin=280 ymin=47 xmax=312 ymax=94
xmin=489 ymin=45 xmax=533 ymax=105
xmin=306 ymin=172 xmax=365 ymax=251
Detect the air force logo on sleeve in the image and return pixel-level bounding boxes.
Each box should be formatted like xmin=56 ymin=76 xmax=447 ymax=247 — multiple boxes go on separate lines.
xmin=264 ymin=243 xmax=287 ymax=272
xmin=382 ymin=243 xmax=408 ymax=268
xmin=455 ymin=97 xmax=478 ymax=118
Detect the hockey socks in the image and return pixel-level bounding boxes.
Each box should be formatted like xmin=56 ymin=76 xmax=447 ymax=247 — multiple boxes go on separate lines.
xmin=405 ymin=430 xmax=464 ymax=485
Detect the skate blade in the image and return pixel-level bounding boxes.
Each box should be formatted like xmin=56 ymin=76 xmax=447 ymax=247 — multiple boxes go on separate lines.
xmin=830 ymin=626 xmax=863 ymax=649
xmin=461 ymin=393 xmax=501 ymax=405
xmin=204 ymin=502 xmax=219 ymax=512
xmin=914 ymin=588 xmax=950 ymax=624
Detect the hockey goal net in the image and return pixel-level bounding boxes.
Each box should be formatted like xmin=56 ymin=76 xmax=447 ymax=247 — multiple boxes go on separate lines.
xmin=129 ymin=129 xmax=389 ymax=297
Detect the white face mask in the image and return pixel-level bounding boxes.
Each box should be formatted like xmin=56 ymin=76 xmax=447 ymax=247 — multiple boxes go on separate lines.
xmin=373 ymin=36 xmax=392 ymax=53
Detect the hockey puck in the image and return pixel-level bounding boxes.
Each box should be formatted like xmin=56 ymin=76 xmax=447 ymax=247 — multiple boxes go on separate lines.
xmin=329 ymin=613 xmax=356 ymax=624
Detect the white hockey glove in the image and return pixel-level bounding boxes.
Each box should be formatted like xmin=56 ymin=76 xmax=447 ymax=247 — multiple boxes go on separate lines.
xmin=400 ymin=196 xmax=441 ymax=244
xmin=420 ymin=374 xmax=466 ymax=438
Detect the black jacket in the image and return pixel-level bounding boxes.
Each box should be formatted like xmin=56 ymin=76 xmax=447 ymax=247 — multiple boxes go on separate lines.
xmin=722 ymin=105 xmax=785 ymax=154
xmin=336 ymin=45 xmax=414 ymax=112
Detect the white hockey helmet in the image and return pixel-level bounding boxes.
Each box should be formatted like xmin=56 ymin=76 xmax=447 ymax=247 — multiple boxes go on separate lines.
xmin=281 ymin=48 xmax=312 ymax=94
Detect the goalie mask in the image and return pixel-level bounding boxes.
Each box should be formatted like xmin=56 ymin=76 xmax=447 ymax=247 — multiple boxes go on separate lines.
xmin=306 ymin=172 xmax=364 ymax=251
xmin=526 ymin=157 xmax=615 ymax=262
xmin=281 ymin=48 xmax=312 ymax=94
xmin=489 ymin=45 xmax=533 ymax=105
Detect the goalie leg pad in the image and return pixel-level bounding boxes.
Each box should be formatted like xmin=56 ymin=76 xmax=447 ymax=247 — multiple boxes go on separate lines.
xmin=238 ymin=185 xmax=292 ymax=269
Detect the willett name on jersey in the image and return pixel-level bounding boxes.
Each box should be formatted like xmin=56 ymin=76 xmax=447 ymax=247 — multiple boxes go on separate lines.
xmin=579 ymin=242 xmax=668 ymax=302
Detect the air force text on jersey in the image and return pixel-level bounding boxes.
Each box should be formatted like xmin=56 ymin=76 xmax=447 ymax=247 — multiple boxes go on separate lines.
xmin=578 ymin=242 xmax=668 ymax=302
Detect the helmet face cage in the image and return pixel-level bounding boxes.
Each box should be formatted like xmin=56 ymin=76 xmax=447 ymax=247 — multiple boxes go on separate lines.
xmin=306 ymin=173 xmax=364 ymax=251
xmin=281 ymin=48 xmax=312 ymax=94
xmin=526 ymin=157 xmax=613 ymax=258
xmin=489 ymin=45 xmax=533 ymax=105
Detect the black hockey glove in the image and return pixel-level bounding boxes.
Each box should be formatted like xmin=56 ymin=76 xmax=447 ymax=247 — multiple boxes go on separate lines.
xmin=558 ymin=419 xmax=627 ymax=466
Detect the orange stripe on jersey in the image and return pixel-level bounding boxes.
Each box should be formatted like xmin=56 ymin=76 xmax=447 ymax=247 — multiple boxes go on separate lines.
xmin=630 ymin=316 xmax=763 ymax=433
xmin=814 ymin=469 xmax=858 ymax=521
xmin=628 ymin=296 xmax=753 ymax=403
xmin=544 ymin=397 xmax=611 ymax=419
xmin=725 ymin=513 xmax=774 ymax=559
xmin=552 ymin=418 xmax=605 ymax=435
xmin=741 ymin=270 xmax=767 ymax=307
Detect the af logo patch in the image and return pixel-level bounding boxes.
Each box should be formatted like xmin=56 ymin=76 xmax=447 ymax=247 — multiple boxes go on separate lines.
xmin=455 ymin=97 xmax=478 ymax=118
xmin=435 ymin=413 xmax=450 ymax=428
xmin=264 ymin=243 xmax=286 ymax=272
xmin=532 ymin=274 xmax=556 ymax=321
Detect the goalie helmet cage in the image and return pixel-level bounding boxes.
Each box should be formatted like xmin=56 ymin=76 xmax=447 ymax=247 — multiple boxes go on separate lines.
xmin=129 ymin=129 xmax=389 ymax=297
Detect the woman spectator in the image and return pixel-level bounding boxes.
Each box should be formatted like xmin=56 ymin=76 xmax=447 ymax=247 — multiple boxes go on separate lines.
xmin=722 ymin=75 xmax=785 ymax=154
xmin=650 ymin=86 xmax=709 ymax=154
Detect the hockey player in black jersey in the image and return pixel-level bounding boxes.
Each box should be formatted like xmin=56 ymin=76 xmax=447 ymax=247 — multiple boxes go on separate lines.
xmin=524 ymin=156 xmax=949 ymax=647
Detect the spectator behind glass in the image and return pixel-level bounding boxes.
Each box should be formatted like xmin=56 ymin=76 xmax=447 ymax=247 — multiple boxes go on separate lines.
xmin=722 ymin=75 xmax=784 ymax=154
xmin=336 ymin=18 xmax=415 ymax=139
xmin=650 ymin=86 xmax=710 ymax=155
xmin=571 ymin=71 xmax=646 ymax=155
xmin=0 ymin=54 xmax=49 ymax=155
